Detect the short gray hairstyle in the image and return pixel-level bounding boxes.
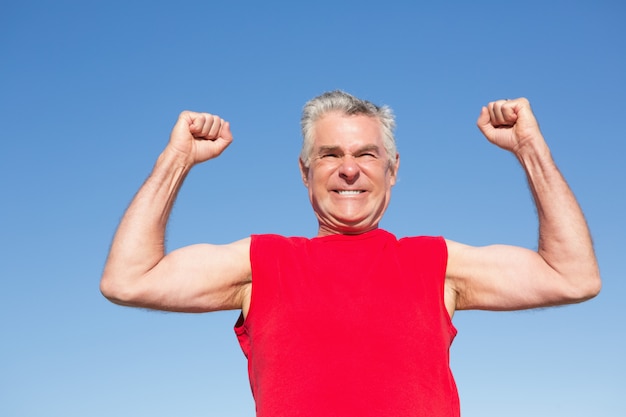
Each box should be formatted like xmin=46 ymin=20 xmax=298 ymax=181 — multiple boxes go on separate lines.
xmin=299 ymin=90 xmax=397 ymax=169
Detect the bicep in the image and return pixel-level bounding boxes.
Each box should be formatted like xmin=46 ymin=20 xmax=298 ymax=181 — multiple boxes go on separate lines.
xmin=445 ymin=239 xmax=578 ymax=312
xmin=122 ymin=238 xmax=252 ymax=312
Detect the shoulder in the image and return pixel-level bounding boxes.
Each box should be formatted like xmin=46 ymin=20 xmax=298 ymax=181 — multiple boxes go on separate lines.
xmin=251 ymin=233 xmax=310 ymax=248
xmin=398 ymin=234 xmax=447 ymax=253
xmin=249 ymin=234 xmax=313 ymax=263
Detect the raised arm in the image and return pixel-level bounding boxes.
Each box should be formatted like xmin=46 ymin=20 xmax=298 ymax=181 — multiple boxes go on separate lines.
xmin=445 ymin=98 xmax=601 ymax=314
xmin=100 ymin=112 xmax=252 ymax=313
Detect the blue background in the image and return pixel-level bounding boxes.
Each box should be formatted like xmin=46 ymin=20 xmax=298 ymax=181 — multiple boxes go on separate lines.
xmin=2 ymin=1 xmax=624 ymax=416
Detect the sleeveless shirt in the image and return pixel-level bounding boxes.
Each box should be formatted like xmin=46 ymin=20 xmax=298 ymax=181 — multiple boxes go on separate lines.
xmin=235 ymin=229 xmax=459 ymax=416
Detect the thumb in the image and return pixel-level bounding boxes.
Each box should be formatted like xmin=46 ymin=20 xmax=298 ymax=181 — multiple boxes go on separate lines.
xmin=476 ymin=106 xmax=494 ymax=137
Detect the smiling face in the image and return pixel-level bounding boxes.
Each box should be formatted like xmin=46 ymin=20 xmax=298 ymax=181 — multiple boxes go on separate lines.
xmin=299 ymin=111 xmax=400 ymax=237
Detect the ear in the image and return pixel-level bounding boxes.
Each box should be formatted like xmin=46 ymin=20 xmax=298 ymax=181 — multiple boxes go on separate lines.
xmin=299 ymin=158 xmax=310 ymax=187
xmin=390 ymin=153 xmax=400 ymax=186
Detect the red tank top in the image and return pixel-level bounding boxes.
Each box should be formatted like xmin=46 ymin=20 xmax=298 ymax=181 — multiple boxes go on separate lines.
xmin=235 ymin=229 xmax=459 ymax=417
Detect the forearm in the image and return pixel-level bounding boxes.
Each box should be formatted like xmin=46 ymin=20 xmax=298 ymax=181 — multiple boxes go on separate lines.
xmin=518 ymin=140 xmax=601 ymax=299
xmin=101 ymin=148 xmax=191 ymax=297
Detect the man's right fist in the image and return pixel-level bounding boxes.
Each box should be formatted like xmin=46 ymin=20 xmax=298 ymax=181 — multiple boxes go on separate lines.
xmin=168 ymin=111 xmax=233 ymax=165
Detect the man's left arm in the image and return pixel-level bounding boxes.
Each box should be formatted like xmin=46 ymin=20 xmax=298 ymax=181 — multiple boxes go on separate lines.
xmin=445 ymin=98 xmax=601 ymax=313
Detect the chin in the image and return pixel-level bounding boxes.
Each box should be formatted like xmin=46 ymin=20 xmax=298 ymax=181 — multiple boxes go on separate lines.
xmin=325 ymin=218 xmax=379 ymax=235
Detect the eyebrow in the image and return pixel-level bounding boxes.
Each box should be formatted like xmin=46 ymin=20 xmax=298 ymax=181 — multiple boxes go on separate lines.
xmin=316 ymin=145 xmax=381 ymax=155
xmin=356 ymin=145 xmax=381 ymax=154
xmin=317 ymin=146 xmax=342 ymax=155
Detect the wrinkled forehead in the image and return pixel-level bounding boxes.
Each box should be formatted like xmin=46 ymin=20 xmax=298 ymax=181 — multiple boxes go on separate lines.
xmin=311 ymin=112 xmax=385 ymax=146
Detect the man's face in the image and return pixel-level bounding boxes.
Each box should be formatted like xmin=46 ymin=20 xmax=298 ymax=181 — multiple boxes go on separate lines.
xmin=299 ymin=112 xmax=399 ymax=237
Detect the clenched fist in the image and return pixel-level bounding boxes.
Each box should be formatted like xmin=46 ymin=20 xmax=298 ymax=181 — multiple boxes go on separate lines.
xmin=168 ymin=111 xmax=233 ymax=166
xmin=477 ymin=98 xmax=548 ymax=158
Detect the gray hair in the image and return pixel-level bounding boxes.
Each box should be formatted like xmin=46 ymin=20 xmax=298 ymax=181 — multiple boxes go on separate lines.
xmin=299 ymin=90 xmax=397 ymax=169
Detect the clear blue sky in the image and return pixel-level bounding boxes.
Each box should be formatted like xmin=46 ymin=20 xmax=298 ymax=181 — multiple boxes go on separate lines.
xmin=1 ymin=1 xmax=624 ymax=416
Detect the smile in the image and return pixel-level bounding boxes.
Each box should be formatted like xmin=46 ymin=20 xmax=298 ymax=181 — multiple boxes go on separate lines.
xmin=336 ymin=190 xmax=364 ymax=195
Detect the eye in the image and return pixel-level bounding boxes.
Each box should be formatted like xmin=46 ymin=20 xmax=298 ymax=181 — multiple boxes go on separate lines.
xmin=321 ymin=153 xmax=339 ymax=158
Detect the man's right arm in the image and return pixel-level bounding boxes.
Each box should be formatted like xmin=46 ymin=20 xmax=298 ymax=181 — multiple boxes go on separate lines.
xmin=100 ymin=111 xmax=252 ymax=313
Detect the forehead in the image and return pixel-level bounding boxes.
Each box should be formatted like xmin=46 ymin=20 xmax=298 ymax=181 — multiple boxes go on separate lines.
xmin=312 ymin=112 xmax=384 ymax=148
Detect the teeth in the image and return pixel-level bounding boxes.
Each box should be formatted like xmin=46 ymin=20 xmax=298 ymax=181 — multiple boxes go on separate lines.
xmin=338 ymin=190 xmax=362 ymax=195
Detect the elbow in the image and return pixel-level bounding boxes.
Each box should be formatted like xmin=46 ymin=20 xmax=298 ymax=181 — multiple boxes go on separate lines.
xmin=566 ymin=270 xmax=602 ymax=304
xmin=99 ymin=274 xmax=117 ymax=303
xmin=99 ymin=273 xmax=122 ymax=305
xmin=583 ymin=272 xmax=602 ymax=300
xmin=100 ymin=272 xmax=137 ymax=307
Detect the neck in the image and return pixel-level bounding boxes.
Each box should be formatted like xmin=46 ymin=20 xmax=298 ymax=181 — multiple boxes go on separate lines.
xmin=316 ymin=223 xmax=379 ymax=237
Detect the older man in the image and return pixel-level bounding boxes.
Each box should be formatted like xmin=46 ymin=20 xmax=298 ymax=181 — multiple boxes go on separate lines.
xmin=101 ymin=91 xmax=600 ymax=416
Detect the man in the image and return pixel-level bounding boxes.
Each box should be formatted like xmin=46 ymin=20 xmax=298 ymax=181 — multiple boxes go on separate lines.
xmin=101 ymin=91 xmax=600 ymax=416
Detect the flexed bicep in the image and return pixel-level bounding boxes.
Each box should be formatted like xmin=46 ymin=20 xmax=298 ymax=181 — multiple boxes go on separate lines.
xmin=104 ymin=238 xmax=252 ymax=313
xmin=445 ymin=239 xmax=593 ymax=312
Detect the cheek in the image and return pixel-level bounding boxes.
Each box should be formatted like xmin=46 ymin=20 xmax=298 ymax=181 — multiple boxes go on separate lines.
xmin=310 ymin=166 xmax=334 ymax=184
xmin=363 ymin=165 xmax=395 ymax=186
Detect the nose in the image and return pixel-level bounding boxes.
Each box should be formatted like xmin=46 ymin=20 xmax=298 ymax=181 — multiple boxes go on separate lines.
xmin=338 ymin=155 xmax=360 ymax=183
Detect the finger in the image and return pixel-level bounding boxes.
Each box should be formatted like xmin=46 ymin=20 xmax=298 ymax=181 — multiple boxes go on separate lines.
xmin=174 ymin=111 xmax=201 ymax=139
xmin=487 ymin=102 xmax=497 ymax=125
xmin=207 ymin=116 xmax=223 ymax=138
xmin=476 ymin=106 xmax=493 ymax=134
xmin=194 ymin=114 xmax=221 ymax=139
xmin=219 ymin=121 xmax=233 ymax=143
xmin=489 ymin=100 xmax=509 ymax=126
xmin=198 ymin=114 xmax=214 ymax=137
xmin=188 ymin=113 xmax=208 ymax=136
xmin=500 ymin=101 xmax=519 ymax=126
